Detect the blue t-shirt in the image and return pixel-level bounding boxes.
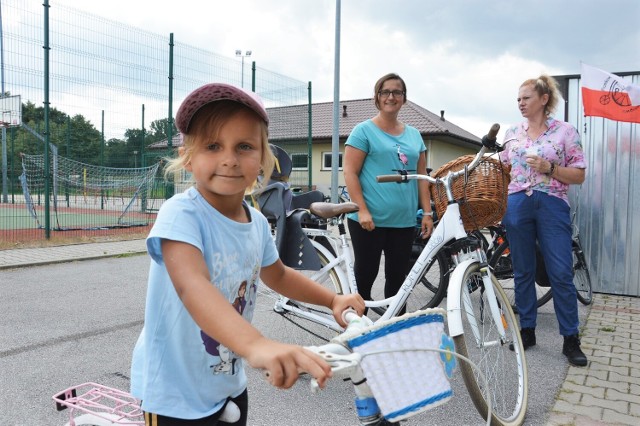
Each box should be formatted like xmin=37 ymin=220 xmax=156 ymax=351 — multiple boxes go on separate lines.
xmin=345 ymin=119 xmax=426 ymax=227
xmin=130 ymin=186 xmax=279 ymax=419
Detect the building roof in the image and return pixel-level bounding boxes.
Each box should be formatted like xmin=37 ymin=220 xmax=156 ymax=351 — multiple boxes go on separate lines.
xmin=269 ymin=98 xmax=481 ymax=146
xmin=148 ymin=98 xmax=481 ymax=149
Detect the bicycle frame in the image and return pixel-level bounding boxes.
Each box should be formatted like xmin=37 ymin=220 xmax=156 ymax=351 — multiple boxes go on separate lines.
xmin=270 ymin=145 xmax=509 ymax=346
xmin=272 ymin=209 xmax=451 ymax=332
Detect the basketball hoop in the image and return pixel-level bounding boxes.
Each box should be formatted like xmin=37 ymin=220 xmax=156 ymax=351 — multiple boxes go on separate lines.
xmin=0 ymin=94 xmax=22 ymax=127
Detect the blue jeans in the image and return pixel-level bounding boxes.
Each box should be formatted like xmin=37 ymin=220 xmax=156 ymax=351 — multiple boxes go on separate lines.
xmin=502 ymin=191 xmax=579 ymax=336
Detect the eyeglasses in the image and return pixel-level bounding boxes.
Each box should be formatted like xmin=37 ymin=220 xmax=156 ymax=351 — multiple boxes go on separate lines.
xmin=378 ymin=89 xmax=405 ymax=98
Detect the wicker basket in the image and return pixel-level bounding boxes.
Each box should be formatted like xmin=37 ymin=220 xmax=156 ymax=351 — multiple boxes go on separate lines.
xmin=430 ymin=155 xmax=510 ymax=231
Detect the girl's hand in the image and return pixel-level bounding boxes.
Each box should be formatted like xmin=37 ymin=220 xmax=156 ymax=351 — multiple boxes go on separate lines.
xmin=246 ymin=338 xmax=332 ymax=389
xmin=330 ymin=294 xmax=365 ymax=328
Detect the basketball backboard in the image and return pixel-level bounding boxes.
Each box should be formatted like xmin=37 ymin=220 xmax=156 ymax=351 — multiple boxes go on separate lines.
xmin=0 ymin=95 xmax=21 ymax=127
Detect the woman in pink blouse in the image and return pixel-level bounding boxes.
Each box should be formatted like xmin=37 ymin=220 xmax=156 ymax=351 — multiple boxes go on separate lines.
xmin=500 ymin=74 xmax=588 ymax=367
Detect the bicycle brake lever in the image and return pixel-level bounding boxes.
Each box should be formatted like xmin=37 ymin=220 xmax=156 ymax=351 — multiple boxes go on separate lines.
xmin=307 ymin=351 xmax=362 ymax=392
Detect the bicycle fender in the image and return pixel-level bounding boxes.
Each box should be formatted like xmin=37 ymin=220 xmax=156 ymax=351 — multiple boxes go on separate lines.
xmin=309 ymin=239 xmax=349 ymax=290
xmin=446 ymin=259 xmax=477 ymax=337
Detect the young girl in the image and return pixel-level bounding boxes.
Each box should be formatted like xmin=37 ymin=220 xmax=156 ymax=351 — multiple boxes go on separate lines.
xmin=130 ymin=82 xmax=365 ymax=425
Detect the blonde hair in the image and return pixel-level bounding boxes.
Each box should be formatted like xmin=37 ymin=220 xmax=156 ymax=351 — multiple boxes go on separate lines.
xmin=520 ymin=74 xmax=561 ymax=117
xmin=164 ymin=100 xmax=274 ymax=191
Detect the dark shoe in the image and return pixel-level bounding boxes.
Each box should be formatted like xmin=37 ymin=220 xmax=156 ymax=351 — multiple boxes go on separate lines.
xmin=509 ymin=327 xmax=536 ymax=351
xmin=563 ymin=334 xmax=588 ymax=366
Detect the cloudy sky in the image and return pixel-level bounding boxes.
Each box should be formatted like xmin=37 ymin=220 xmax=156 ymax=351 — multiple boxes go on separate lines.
xmin=58 ymin=0 xmax=640 ymax=139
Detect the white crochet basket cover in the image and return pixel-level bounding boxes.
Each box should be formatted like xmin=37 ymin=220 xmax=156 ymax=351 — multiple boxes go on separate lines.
xmin=337 ymin=308 xmax=452 ymax=422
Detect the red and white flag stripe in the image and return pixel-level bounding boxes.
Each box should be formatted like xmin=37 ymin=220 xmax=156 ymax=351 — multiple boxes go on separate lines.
xmin=581 ymin=63 xmax=640 ymax=124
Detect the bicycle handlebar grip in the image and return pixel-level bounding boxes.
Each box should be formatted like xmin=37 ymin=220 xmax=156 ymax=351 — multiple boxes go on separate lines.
xmin=481 ymin=123 xmax=503 ymax=151
xmin=341 ymin=308 xmax=358 ymax=325
xmin=487 ymin=123 xmax=500 ymax=140
xmin=376 ymin=175 xmax=404 ymax=183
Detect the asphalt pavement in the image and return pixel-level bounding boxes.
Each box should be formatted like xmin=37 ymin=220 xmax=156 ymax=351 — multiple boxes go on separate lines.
xmin=1 ymin=240 xmax=638 ymax=425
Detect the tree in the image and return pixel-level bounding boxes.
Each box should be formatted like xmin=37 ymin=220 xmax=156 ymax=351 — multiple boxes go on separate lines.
xmin=105 ymin=138 xmax=130 ymax=167
xmin=147 ymin=118 xmax=177 ymax=145
xmin=10 ymin=102 xmax=103 ymax=171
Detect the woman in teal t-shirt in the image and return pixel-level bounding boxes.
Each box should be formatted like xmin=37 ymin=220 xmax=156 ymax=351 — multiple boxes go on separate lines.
xmin=344 ymin=73 xmax=434 ymax=309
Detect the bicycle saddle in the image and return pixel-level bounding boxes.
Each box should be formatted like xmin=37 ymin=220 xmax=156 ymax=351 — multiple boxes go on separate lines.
xmin=309 ymin=202 xmax=359 ymax=219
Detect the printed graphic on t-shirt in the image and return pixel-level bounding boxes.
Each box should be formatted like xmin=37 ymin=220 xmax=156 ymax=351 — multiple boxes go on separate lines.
xmin=201 ymin=260 xmax=261 ymax=375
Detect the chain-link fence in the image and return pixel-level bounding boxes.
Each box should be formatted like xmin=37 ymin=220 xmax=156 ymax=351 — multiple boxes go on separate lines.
xmin=0 ymin=0 xmax=311 ymax=244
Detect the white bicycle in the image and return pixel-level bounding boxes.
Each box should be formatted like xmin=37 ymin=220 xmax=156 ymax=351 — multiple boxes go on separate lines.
xmin=53 ymin=309 xmax=488 ymax=426
xmin=258 ymin=124 xmax=529 ymax=425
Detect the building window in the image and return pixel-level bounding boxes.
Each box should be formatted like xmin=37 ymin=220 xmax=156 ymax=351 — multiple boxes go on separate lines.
xmin=291 ymin=153 xmax=308 ymax=170
xmin=322 ymin=152 xmax=343 ymax=171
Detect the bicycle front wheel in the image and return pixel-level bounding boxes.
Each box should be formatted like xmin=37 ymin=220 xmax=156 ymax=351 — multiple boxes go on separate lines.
xmin=257 ymin=239 xmax=346 ymax=343
xmin=572 ymin=239 xmax=593 ymax=305
xmin=452 ymin=263 xmax=528 ymax=426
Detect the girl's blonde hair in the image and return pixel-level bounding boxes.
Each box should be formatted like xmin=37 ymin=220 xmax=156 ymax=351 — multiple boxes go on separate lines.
xmin=521 ymin=74 xmax=561 ymax=117
xmin=164 ymin=100 xmax=275 ymax=192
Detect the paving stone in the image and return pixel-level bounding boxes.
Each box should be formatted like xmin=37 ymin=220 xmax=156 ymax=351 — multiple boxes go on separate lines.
xmin=562 ymin=380 xmax=605 ymax=398
xmin=606 ymin=350 xmax=631 ymax=363
xmin=564 ymin=373 xmax=586 ymax=386
xmin=587 ymin=354 xmax=615 ymax=365
xmin=585 ymin=376 xmax=629 ymax=393
xmin=547 ymin=412 xmax=577 ymax=426
xmin=573 ymin=415 xmax=625 ymax=426
xmin=556 ymin=389 xmax=581 ymax=404
xmin=609 ymin=358 xmax=637 ymax=369
xmin=607 ymin=388 xmax=638 ymax=404
xmin=609 ymin=371 xmax=640 ymax=386
xmin=590 ymin=346 xmax=614 ymax=357
xmin=601 ymin=408 xmax=640 ymax=426
xmin=587 ymin=363 xmax=629 ymax=377
xmin=582 ymin=394 xmax=628 ymax=415
xmin=553 ymin=399 xmax=603 ymax=420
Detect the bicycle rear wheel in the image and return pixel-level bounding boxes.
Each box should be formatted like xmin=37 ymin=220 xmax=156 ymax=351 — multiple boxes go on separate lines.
xmin=257 ymin=239 xmax=346 ymax=343
xmin=572 ymin=239 xmax=593 ymax=305
xmin=405 ymin=248 xmax=449 ymax=310
xmin=488 ymin=240 xmax=552 ymax=311
xmin=453 ymin=263 xmax=528 ymax=426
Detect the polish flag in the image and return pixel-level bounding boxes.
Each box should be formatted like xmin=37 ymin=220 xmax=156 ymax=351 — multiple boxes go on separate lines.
xmin=581 ymin=63 xmax=640 ymax=124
